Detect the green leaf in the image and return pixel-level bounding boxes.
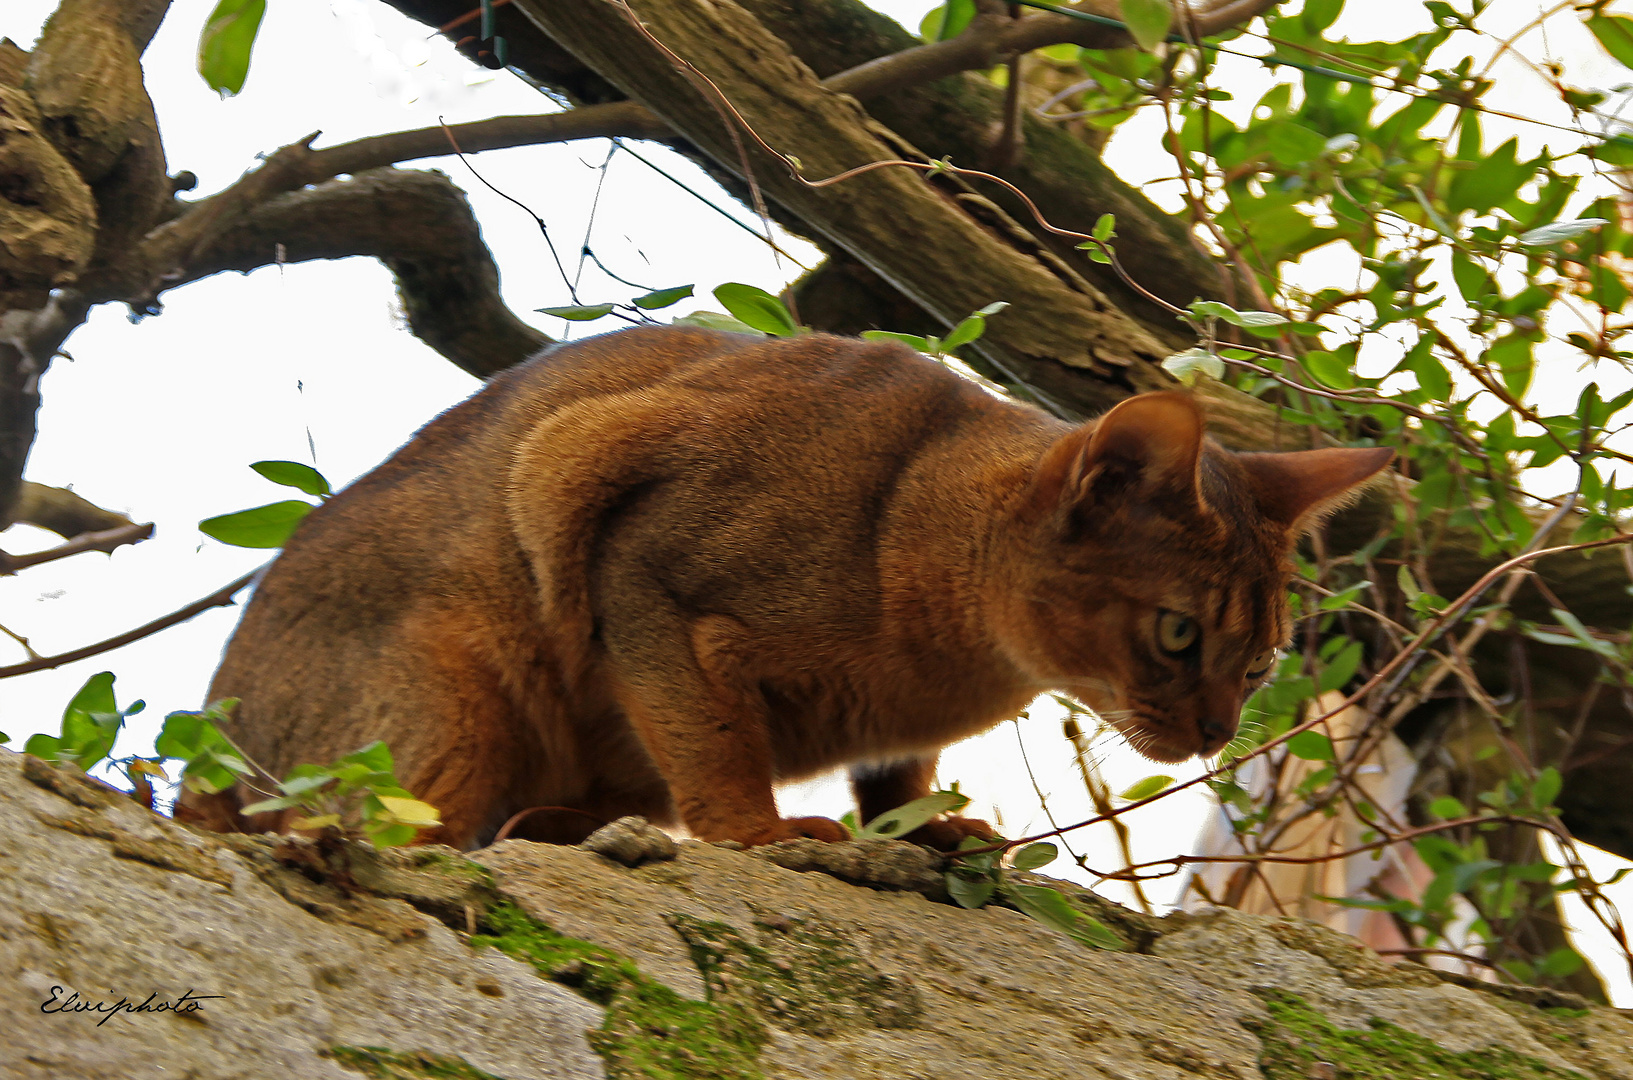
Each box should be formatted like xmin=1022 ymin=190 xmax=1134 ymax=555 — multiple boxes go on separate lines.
xmin=857 ymin=789 xmax=971 ymax=839
xmin=1317 ymin=639 xmax=1363 ymax=693
xmin=155 ymin=712 xmax=204 ymax=759
xmin=1447 ymin=137 xmax=1531 ymax=216
xmin=1012 ymin=842 xmax=1059 ymax=871
xmin=375 ymin=795 xmax=442 ymax=827
xmin=364 ymin=821 xmax=420 ymax=849
xmin=1537 ymin=947 xmax=1585 ymax=979
xmin=713 ymin=283 xmax=799 ymax=336
xmin=1593 ymin=133 xmax=1633 ymax=167
xmin=200 ymin=500 xmax=313 ymax=548
xmin=1587 ymin=15 xmax=1633 ymax=70
xmin=198 ymin=0 xmax=265 ymax=96
xmin=672 ymin=310 xmax=763 ymax=335
xmin=1428 ymin=796 xmax=1468 ymax=819
xmin=1551 ymin=607 xmax=1619 ymax=659
xmin=1092 ymin=213 xmax=1116 ymax=241
xmin=1517 ymin=218 xmax=1610 ymax=246
xmin=1319 ymin=581 xmax=1372 ymax=611
xmin=1402 ymin=337 xmax=1451 ymax=401
xmin=251 ymin=460 xmax=331 ymax=498
xmin=1264 ymin=121 xmax=1329 ymax=167
xmin=1397 ymin=564 xmax=1422 ymax=600
xmin=940 ymin=302 xmax=1007 ymax=353
xmin=1118 ymin=0 xmax=1172 ymax=52
xmin=921 ymin=0 xmax=976 ymax=42
xmin=1162 ymin=348 xmax=1224 ymax=385
xmin=537 ymin=303 xmax=616 ymax=321
xmin=1531 ymin=766 xmax=1562 ymax=809
xmin=341 ymin=741 xmax=396 ymax=773
xmin=1484 ymin=336 xmax=1532 ymax=400
xmin=945 ymin=872 xmax=997 ymax=909
xmin=632 ymin=285 xmax=694 ymax=310
xmin=1302 ymin=0 xmax=1343 ymax=33
xmin=64 ymin=671 xmax=118 ymax=728
xmin=277 ymin=772 xmax=337 ymax=797
xmin=1007 ymin=884 xmax=1123 ymax=949
xmin=1303 ymin=350 xmax=1355 ymax=389
xmin=1228 ymin=312 xmax=1293 ymax=336
xmin=24 ymin=733 xmax=65 ymax=761
xmin=48 ymin=671 xmax=129 ymax=769
xmin=1118 ymin=774 xmax=1175 ymax=801
xmin=240 ymin=795 xmax=302 ymax=816
xmin=1287 ymin=730 xmax=1335 ymax=761
xmin=1188 ymin=301 xmax=1289 ymax=333
xmin=1449 ymin=250 xmax=1488 ymax=304
xmin=158 ymin=709 xmax=249 ymax=794
xmin=861 ymin=330 xmax=934 ymax=352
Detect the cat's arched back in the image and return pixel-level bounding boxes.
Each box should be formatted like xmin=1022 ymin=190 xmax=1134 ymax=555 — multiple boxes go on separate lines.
xmin=179 ymin=326 xmax=1391 ymax=849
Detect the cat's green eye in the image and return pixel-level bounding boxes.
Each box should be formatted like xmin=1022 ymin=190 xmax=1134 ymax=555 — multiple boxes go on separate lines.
xmin=1156 ymin=610 xmax=1199 ymax=655
xmin=1245 ymin=650 xmax=1277 ymax=680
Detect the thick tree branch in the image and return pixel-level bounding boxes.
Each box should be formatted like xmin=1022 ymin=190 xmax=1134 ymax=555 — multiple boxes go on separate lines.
xmin=515 ymin=0 xmax=1176 ymax=410
xmin=0 ymin=83 xmax=96 ymax=298
xmin=0 ymin=290 xmax=90 ymax=527
xmin=6 ymin=481 xmax=139 ymax=537
xmin=3 ymin=0 xmax=171 ymax=518
xmin=176 ymin=169 xmax=550 ymax=379
xmin=382 ymin=0 xmax=1256 ymax=332
xmin=27 ymin=0 xmax=170 ymax=271
xmin=735 ymin=0 xmax=1238 ymax=338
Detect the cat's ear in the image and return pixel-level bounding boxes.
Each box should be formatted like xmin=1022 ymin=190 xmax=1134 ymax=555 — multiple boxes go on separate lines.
xmin=1037 ymin=391 xmax=1205 ymax=515
xmin=1237 ymin=447 xmax=1395 ymax=531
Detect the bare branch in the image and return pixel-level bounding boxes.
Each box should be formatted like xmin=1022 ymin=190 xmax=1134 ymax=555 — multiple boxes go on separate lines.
xmin=310 ymin=102 xmax=666 ymax=178
xmin=826 ymin=0 xmax=1280 ymax=100
xmin=0 ymin=521 xmax=153 ymax=575
xmin=0 ymin=565 xmax=262 ymax=680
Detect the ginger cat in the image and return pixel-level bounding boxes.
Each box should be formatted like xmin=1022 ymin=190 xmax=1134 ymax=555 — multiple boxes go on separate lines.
xmin=179 ymin=326 xmax=1391 ymax=850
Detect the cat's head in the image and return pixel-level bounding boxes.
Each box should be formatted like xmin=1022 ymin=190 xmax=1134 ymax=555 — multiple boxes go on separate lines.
xmin=994 ymin=391 xmax=1393 ymax=762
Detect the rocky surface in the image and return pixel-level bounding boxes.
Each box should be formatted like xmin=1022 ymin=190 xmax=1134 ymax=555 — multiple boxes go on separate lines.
xmin=2 ymin=746 xmax=1631 ymax=1080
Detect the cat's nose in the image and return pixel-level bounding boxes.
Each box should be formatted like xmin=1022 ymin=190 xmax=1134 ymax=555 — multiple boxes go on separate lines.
xmin=1198 ymin=715 xmax=1237 ymax=754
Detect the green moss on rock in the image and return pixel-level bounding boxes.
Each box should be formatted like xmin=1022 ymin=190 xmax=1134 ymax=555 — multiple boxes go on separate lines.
xmin=668 ymin=911 xmax=920 ymax=1036
xmin=327 ymin=1045 xmax=505 ymax=1080
xmin=1246 ymin=989 xmax=1590 ymax=1080
xmin=470 ymin=902 xmax=766 ymax=1080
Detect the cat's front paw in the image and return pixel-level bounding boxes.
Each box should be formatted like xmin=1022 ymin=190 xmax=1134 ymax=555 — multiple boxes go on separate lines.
xmin=905 ymin=815 xmax=1000 ymax=851
xmin=740 ymin=816 xmax=852 ymax=846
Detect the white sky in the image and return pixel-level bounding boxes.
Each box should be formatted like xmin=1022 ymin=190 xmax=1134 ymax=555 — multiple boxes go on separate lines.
xmin=2 ymin=0 xmax=1631 ymax=1002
